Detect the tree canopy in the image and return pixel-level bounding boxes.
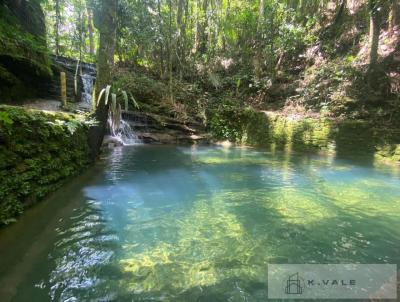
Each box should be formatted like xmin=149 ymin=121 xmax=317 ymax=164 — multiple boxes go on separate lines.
xmin=12 ymin=0 xmax=400 ymax=123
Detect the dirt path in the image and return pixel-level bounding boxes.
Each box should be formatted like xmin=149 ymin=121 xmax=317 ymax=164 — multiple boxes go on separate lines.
xmin=6 ymin=98 xmax=92 ymax=113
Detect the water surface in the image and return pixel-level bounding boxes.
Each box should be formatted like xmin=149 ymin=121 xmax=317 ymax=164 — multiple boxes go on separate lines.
xmin=0 ymin=145 xmax=399 ymax=301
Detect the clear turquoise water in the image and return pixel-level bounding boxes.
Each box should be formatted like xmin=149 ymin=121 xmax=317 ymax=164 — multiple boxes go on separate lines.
xmin=0 ymin=145 xmax=399 ymax=301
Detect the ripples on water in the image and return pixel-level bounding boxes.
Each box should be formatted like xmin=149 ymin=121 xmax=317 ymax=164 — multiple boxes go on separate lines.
xmin=1 ymin=145 xmax=400 ymax=301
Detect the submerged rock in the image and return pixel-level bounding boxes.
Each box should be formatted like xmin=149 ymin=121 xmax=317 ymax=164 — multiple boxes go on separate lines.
xmin=102 ymin=135 xmax=124 ymax=148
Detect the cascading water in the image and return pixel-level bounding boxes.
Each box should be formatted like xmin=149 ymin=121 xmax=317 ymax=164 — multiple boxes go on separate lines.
xmin=108 ymin=111 xmax=142 ymax=146
xmin=81 ymin=74 xmax=94 ymax=103
xmin=79 ymin=69 xmax=141 ymax=145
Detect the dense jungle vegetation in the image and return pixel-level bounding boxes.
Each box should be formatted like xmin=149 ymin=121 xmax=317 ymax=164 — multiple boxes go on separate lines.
xmin=0 ymin=0 xmax=398 ymax=130
xmin=37 ymin=0 xmax=400 ymax=125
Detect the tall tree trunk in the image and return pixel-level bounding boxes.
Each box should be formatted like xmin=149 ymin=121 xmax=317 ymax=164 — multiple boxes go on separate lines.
xmin=157 ymin=0 xmax=165 ymax=77
xmin=54 ymin=0 xmax=61 ymax=56
xmin=321 ymin=0 xmax=347 ymax=39
xmin=168 ymin=0 xmax=173 ymax=101
xmin=254 ymin=0 xmax=265 ymax=79
xmin=89 ymin=0 xmax=118 ymax=158
xmin=194 ymin=0 xmax=200 ymax=53
xmin=87 ymin=7 xmax=95 ymax=56
xmin=192 ymin=0 xmax=200 ymax=53
xmin=183 ymin=0 xmax=189 ymax=69
xmin=197 ymin=0 xmax=209 ymax=55
xmin=207 ymin=0 xmax=216 ymax=60
xmin=388 ymin=0 xmax=399 ymax=36
xmin=367 ymin=0 xmax=387 ymax=93
xmin=221 ymin=0 xmax=230 ymax=52
xmin=176 ymin=0 xmax=186 ymax=77
xmin=78 ymin=4 xmax=83 ymax=64
xmin=368 ymin=0 xmax=380 ymax=70
xmin=257 ymin=0 xmax=265 ymax=34
xmin=333 ymin=0 xmax=347 ymax=26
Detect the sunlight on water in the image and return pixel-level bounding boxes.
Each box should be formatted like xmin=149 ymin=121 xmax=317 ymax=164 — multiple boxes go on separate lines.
xmin=0 ymin=145 xmax=399 ymax=301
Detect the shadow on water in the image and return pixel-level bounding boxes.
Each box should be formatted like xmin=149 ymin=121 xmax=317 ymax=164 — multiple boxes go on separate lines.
xmin=334 ymin=121 xmax=376 ymax=166
xmin=245 ymin=111 xmax=395 ymax=167
xmin=0 ymin=163 xmax=122 ymax=302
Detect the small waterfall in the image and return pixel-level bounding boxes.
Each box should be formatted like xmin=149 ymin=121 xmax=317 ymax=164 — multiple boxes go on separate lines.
xmin=108 ymin=112 xmax=142 ymax=146
xmin=79 ymin=69 xmax=141 ymax=145
xmin=81 ymin=74 xmax=94 ymax=103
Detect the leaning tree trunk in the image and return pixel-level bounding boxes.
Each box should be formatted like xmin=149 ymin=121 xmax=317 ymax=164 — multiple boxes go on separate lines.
xmin=88 ymin=0 xmax=118 ymax=159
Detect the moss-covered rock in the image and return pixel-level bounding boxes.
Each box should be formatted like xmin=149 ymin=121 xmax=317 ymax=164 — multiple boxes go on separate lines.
xmin=208 ymin=108 xmax=400 ymax=164
xmin=0 ymin=106 xmax=91 ymax=225
xmin=0 ymin=0 xmax=51 ymax=101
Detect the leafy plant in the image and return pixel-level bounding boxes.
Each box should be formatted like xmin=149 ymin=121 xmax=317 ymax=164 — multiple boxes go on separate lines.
xmin=96 ymin=85 xmax=139 ymax=110
xmin=95 ymin=85 xmax=140 ymax=135
xmin=0 ymin=111 xmax=13 ymax=126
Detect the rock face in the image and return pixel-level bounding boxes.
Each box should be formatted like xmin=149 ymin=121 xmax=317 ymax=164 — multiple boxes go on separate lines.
xmin=0 ymin=0 xmax=52 ymax=101
xmin=46 ymin=56 xmax=97 ymax=103
xmin=3 ymin=0 xmax=46 ymax=37
xmin=0 ymin=1 xmax=97 ymax=104
xmin=121 ymin=111 xmax=210 ymax=145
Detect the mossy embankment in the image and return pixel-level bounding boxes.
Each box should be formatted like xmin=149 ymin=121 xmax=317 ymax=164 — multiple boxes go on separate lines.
xmin=0 ymin=0 xmax=52 ymax=101
xmin=0 ymin=106 xmax=92 ymax=225
xmin=208 ymin=108 xmax=400 ymax=164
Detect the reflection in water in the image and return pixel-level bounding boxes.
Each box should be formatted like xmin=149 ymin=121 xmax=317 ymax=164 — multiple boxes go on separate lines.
xmin=48 ymin=200 xmax=119 ymax=301
xmin=1 ymin=145 xmax=400 ymax=301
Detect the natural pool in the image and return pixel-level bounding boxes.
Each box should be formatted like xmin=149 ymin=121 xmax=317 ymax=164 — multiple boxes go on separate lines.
xmin=0 ymin=145 xmax=399 ymax=301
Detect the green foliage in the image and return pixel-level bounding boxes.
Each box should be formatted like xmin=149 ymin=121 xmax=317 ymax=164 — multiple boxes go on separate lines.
xmin=208 ymin=107 xmax=248 ymax=142
xmin=122 ymin=90 xmax=129 ymax=111
xmin=0 ymin=197 xmax=23 ymax=225
xmin=43 ymin=0 xmax=97 ymax=62
xmin=38 ymin=0 xmax=396 ymax=121
xmin=97 ymin=85 xmax=112 ymax=106
xmin=299 ymin=60 xmax=367 ymax=117
xmin=208 ymin=107 xmax=332 ymax=150
xmin=96 ymin=84 xmax=139 ymax=111
xmin=0 ymin=111 xmax=13 ymax=126
xmin=95 ymin=83 xmax=140 ymax=135
xmin=0 ymin=106 xmax=91 ymax=225
xmin=114 ymin=71 xmax=168 ymax=106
